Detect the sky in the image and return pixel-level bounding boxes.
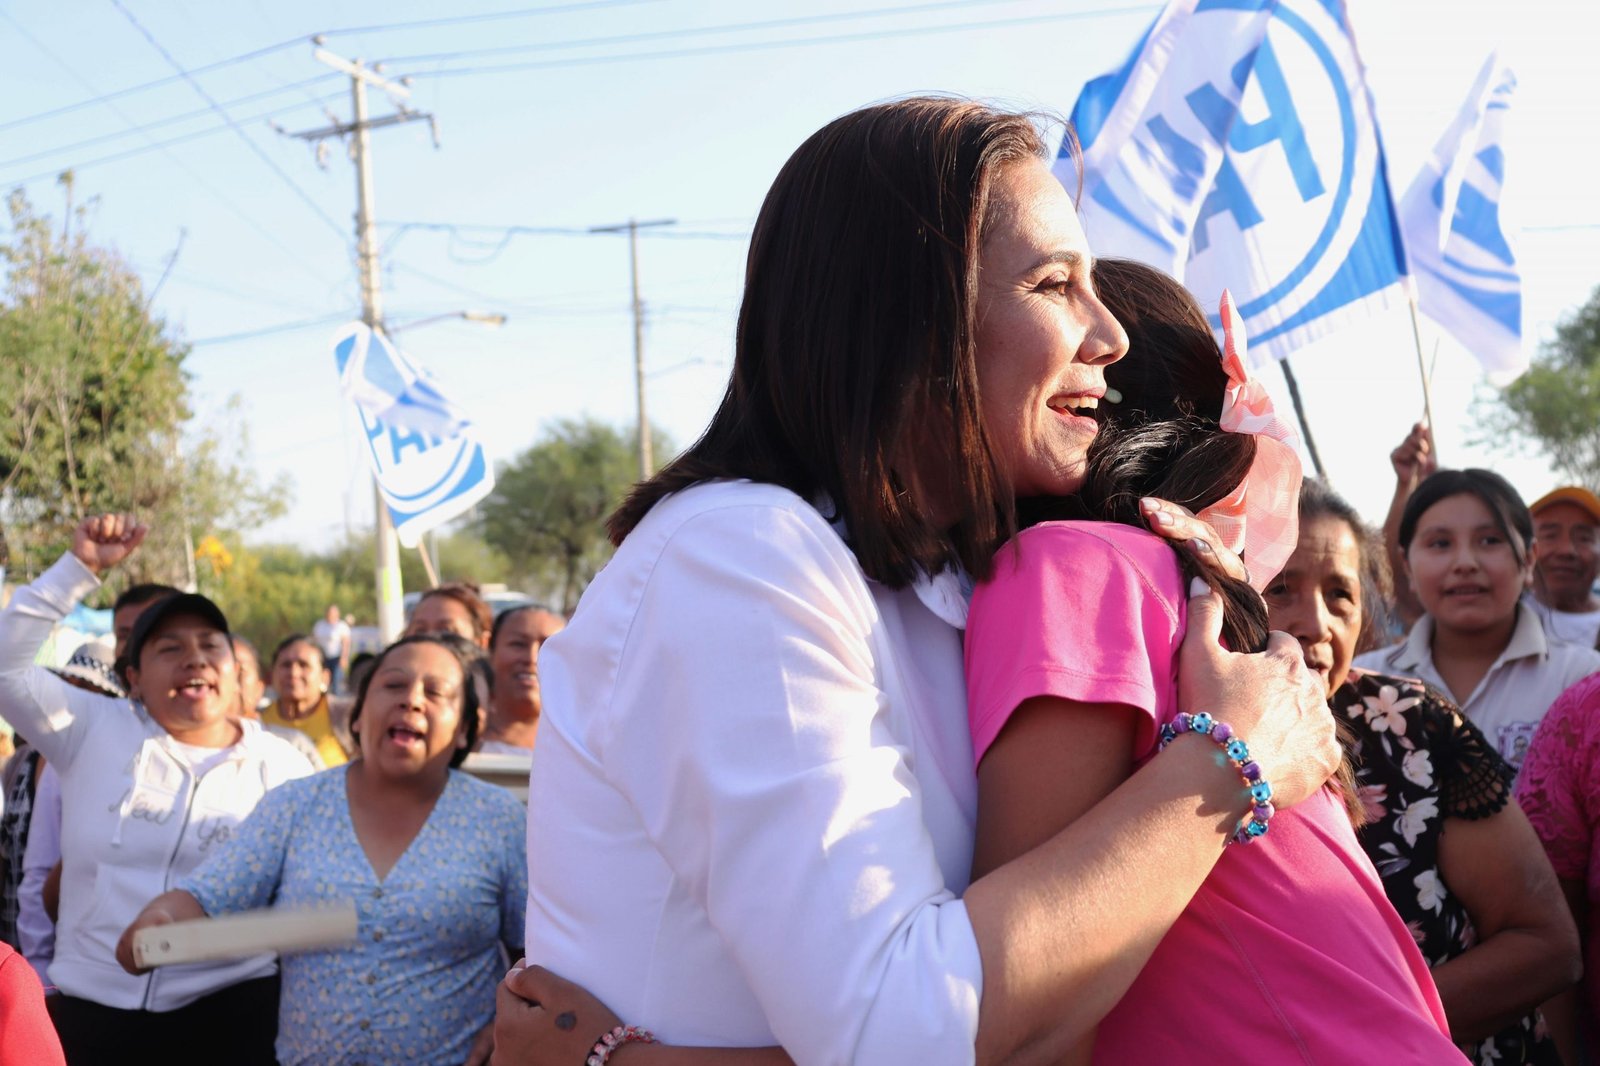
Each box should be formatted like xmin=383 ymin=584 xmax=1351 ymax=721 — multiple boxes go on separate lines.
xmin=2 ymin=0 xmax=1598 ymax=563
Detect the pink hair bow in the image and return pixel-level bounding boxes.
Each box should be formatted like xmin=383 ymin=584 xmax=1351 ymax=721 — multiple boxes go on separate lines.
xmin=1196 ymin=291 xmax=1304 ymax=591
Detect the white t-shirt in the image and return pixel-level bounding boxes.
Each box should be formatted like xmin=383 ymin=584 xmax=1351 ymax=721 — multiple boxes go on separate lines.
xmin=1526 ymin=594 xmax=1600 ymax=650
xmin=525 ymin=481 xmax=982 ymax=1065
xmin=312 ymin=618 xmax=350 ymax=662
xmin=1355 ymin=602 xmax=1600 ymax=772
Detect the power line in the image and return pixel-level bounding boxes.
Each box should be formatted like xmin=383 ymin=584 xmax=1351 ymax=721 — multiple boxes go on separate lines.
xmin=0 ymin=75 xmax=340 ymax=171
xmin=188 ymin=312 xmax=353 ymax=347
xmin=0 ymin=92 xmax=346 ymax=188
xmin=0 ymin=0 xmax=658 ymax=136
xmin=0 ymin=33 xmax=306 ymax=135
xmin=111 ymin=0 xmax=351 ymax=241
xmin=376 ymin=0 xmax=1054 ymax=65
xmin=398 ymin=4 xmax=1163 ymax=79
xmin=318 ymin=0 xmax=664 ymax=38
xmin=383 ymin=220 xmax=750 ymax=239
xmin=0 ymin=9 xmax=344 ymax=289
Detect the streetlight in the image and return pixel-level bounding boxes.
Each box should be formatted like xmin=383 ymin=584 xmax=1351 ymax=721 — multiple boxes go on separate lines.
xmin=388 ymin=309 xmax=508 ymax=334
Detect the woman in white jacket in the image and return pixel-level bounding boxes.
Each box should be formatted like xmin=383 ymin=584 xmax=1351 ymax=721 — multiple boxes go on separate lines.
xmin=0 ymin=514 xmax=311 ymax=1065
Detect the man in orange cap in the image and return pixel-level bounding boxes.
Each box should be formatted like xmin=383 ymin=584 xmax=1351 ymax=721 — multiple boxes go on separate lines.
xmin=1528 ymin=486 xmax=1600 ymax=648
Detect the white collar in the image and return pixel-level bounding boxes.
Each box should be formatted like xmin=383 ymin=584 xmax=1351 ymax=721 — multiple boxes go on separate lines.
xmin=818 ymin=494 xmax=972 ymax=630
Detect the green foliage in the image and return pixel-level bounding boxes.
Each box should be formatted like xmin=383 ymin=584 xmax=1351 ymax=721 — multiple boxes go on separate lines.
xmin=201 ymin=528 xmax=513 ymax=654
xmin=479 ymin=417 xmax=671 ymax=612
xmin=0 ymin=184 xmax=284 ymax=596
xmin=1479 ymin=284 xmax=1600 ymax=485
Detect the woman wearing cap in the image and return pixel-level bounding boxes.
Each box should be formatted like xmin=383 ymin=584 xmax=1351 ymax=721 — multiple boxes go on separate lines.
xmin=0 ymin=515 xmax=313 ymax=1065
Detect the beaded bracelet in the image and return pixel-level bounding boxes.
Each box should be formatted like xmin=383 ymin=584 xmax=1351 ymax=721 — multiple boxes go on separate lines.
xmin=586 ymin=1024 xmax=658 ymax=1065
xmin=1158 ymin=711 xmax=1275 ymax=845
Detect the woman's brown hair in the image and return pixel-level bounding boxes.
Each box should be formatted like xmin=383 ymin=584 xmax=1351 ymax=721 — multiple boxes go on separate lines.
xmin=416 ymin=582 xmax=493 ymax=642
xmin=1021 ymin=258 xmax=1365 ymax=827
xmin=609 ymin=97 xmax=1059 ymax=586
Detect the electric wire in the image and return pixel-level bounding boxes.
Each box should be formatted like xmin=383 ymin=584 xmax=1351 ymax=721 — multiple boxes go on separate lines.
xmin=376 ymin=0 xmax=1056 ymax=64
xmin=0 ymin=75 xmax=341 ymax=171
xmin=0 ymin=9 xmax=345 ymax=289
xmin=397 ymin=4 xmax=1163 ymax=79
xmin=111 ymin=0 xmax=351 ymax=241
xmin=0 ymin=0 xmax=660 ymax=135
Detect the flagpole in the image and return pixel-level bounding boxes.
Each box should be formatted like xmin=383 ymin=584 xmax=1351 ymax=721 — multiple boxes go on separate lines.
xmin=1406 ymin=291 xmax=1439 ymax=461
xmin=1277 ymin=357 xmax=1328 ymax=481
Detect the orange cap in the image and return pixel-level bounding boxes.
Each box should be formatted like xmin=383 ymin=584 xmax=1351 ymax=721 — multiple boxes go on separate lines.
xmin=1530 ymin=486 xmax=1600 ymax=524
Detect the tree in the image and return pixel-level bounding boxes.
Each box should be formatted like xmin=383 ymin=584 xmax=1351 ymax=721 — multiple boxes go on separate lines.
xmin=0 ymin=183 xmax=283 ymax=593
xmin=479 ymin=418 xmax=672 ymax=613
xmin=1479 ymin=283 xmax=1600 ymax=485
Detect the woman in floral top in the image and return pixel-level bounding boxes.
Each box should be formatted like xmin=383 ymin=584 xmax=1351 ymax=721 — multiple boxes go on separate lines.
xmin=116 ymin=634 xmax=528 ymax=1066
xmin=1265 ymin=478 xmax=1578 ymax=1065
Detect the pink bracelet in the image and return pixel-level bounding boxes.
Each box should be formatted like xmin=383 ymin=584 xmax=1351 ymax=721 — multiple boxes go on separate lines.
xmin=587 ymin=1024 xmax=658 ymax=1065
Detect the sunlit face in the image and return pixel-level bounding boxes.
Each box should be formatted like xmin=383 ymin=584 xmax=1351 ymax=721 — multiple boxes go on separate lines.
xmin=1265 ymin=515 xmax=1364 ymax=696
xmin=406 ymin=595 xmax=482 ymax=646
xmin=234 ymin=645 xmax=266 ymax=719
xmin=974 ymin=159 xmax=1127 ymax=500
xmin=357 ymin=642 xmax=468 ymax=778
xmin=125 ymin=616 xmax=238 ymax=734
xmin=1533 ymin=501 xmax=1599 ymax=610
xmin=1404 ymin=493 xmax=1533 ymax=637
xmin=490 ymin=610 xmax=564 ymax=717
xmin=272 ymin=640 xmax=328 ymax=710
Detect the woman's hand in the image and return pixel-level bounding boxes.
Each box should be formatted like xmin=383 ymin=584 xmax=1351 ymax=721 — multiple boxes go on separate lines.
xmin=1139 ymin=499 xmax=1247 ymax=584
xmin=114 ymin=890 xmax=206 ymax=975
xmin=1389 ymin=421 xmax=1436 ymax=490
xmin=71 ymin=514 xmax=147 ymax=577
xmin=115 ymin=902 xmax=180 ymax=975
xmin=464 ymin=1020 xmax=495 ymax=1066
xmin=492 ymin=963 xmax=622 ymax=1066
xmin=1176 ymin=580 xmax=1339 ymax=811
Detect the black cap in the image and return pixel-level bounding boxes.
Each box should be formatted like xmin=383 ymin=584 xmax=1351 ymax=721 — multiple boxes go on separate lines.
xmin=118 ymin=592 xmax=231 ymax=684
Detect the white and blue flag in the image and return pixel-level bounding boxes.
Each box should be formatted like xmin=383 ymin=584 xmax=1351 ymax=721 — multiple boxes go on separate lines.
xmin=1065 ymin=0 xmax=1407 ymax=368
xmin=332 ymin=322 xmax=495 ymax=548
xmin=1400 ymin=53 xmax=1523 ymax=382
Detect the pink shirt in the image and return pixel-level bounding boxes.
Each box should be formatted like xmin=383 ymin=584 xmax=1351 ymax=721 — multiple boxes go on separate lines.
xmin=1516 ymin=671 xmax=1600 ymax=1039
xmin=966 ymin=522 xmax=1463 ymax=1064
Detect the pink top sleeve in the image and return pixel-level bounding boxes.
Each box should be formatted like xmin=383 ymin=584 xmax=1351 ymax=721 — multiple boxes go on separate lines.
xmin=964 ymin=522 xmax=1186 ymax=767
xmin=1516 ymin=671 xmax=1600 ymax=883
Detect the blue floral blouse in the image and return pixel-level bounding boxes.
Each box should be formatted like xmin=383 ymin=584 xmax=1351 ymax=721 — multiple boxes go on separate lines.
xmin=180 ymin=766 xmax=527 ymax=1066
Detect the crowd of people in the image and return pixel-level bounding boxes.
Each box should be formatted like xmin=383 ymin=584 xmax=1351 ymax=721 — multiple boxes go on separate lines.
xmin=1 ymin=96 xmax=1599 ymax=1065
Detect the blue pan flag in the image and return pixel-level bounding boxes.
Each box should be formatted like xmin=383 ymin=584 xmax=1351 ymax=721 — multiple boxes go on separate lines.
xmin=1399 ymin=53 xmax=1523 ymax=383
xmin=331 ymin=322 xmax=495 ymax=548
xmin=1064 ymin=0 xmax=1407 ymax=368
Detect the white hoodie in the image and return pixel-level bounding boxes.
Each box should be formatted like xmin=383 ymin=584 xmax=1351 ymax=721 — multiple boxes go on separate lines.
xmin=0 ymin=554 xmax=313 ymax=1010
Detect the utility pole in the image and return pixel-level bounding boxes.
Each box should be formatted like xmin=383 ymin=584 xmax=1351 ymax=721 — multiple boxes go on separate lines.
xmin=280 ymin=43 xmax=437 ymax=643
xmin=590 ymin=218 xmax=674 ymax=479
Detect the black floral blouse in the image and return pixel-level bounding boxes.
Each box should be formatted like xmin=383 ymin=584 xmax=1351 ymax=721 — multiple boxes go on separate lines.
xmin=1333 ymin=668 xmax=1556 ymax=1065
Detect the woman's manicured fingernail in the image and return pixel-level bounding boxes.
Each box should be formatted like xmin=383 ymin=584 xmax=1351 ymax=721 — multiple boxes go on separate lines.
xmin=1148 ymin=509 xmax=1174 ymax=527
xmin=1190 ymin=538 xmax=1214 ymax=555
xmin=1190 ymin=576 xmax=1210 ymax=598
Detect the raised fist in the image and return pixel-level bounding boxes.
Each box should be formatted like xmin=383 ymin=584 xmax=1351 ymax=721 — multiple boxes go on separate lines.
xmin=71 ymin=514 xmax=148 ymax=576
xmin=1389 ymin=421 xmax=1436 ymax=489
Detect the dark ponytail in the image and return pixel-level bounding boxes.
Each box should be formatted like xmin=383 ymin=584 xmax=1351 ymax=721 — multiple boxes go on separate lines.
xmin=1021 ymin=258 xmax=1366 ymax=827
